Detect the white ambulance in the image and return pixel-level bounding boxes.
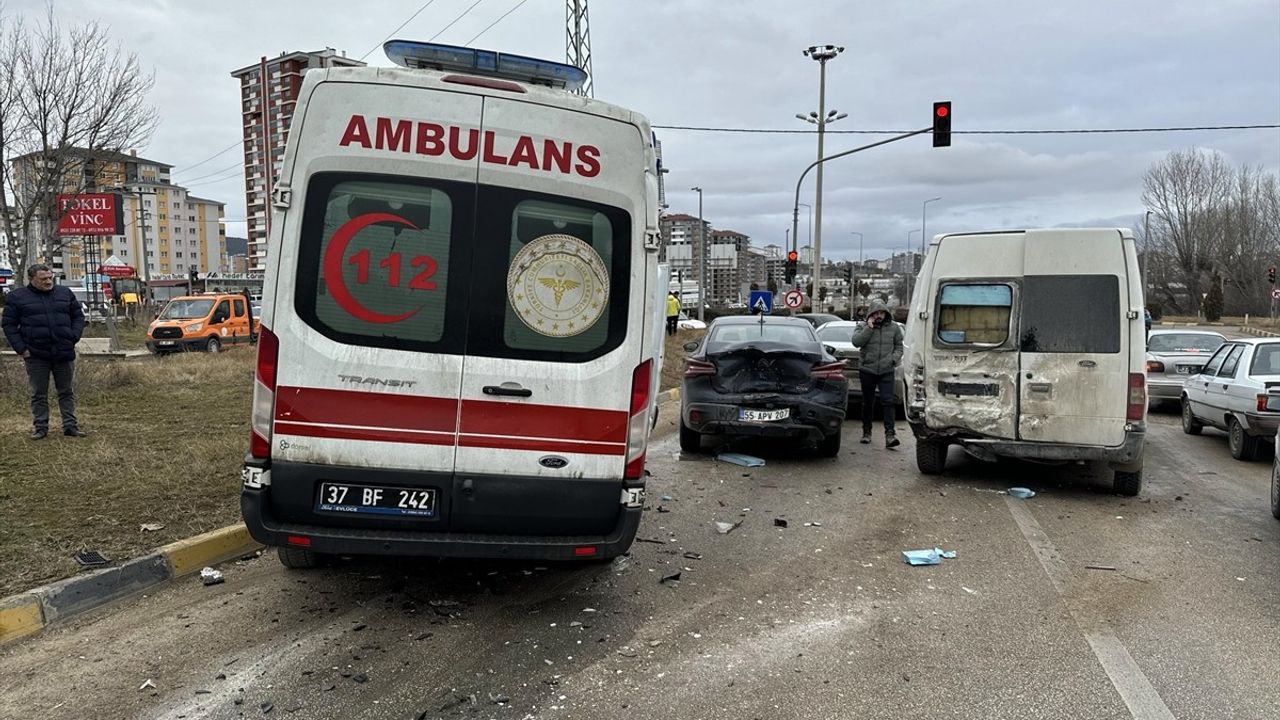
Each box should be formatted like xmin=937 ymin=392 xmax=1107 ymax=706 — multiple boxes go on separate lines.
xmin=903 ymin=229 xmax=1148 ymax=495
xmin=240 ymin=42 xmax=664 ymax=567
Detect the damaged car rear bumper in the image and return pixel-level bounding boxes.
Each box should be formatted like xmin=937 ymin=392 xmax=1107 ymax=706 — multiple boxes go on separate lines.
xmin=684 ymin=398 xmax=845 ymax=441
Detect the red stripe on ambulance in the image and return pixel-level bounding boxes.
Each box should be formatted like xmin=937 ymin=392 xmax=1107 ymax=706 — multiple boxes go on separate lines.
xmin=339 ymin=114 xmax=601 ymax=177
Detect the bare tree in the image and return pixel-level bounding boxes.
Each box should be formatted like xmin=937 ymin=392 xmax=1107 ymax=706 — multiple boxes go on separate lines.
xmin=0 ymin=3 xmax=156 ymax=278
xmin=1218 ymin=167 xmax=1280 ymax=315
xmin=1141 ymin=149 xmax=1234 ymax=315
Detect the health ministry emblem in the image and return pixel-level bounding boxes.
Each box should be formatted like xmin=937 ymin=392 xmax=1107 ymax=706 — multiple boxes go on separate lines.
xmin=508 ymin=234 xmax=609 ymax=338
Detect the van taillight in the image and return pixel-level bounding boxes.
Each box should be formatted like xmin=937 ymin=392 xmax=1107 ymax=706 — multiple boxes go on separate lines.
xmin=250 ymin=326 xmax=279 ymax=460
xmin=1126 ymin=373 xmax=1146 ymax=422
xmin=624 ymin=360 xmax=653 ymax=480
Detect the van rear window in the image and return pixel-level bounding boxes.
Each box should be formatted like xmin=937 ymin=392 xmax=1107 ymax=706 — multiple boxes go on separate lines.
xmin=937 ymin=284 xmax=1012 ymax=345
xmin=1019 ymin=275 xmax=1120 ymax=353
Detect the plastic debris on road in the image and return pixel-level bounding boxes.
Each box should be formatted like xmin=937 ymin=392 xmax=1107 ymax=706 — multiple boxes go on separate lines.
xmin=200 ymin=567 xmax=225 ymax=586
xmin=139 ymin=523 xmax=165 ymax=532
xmin=716 ymin=453 xmax=765 ymax=467
xmin=1007 ymin=487 xmax=1036 ymax=499
xmin=902 ymin=547 xmax=958 ymax=566
xmin=714 ymin=521 xmax=742 ymax=534
xmin=773 ymin=518 xmax=788 ymax=528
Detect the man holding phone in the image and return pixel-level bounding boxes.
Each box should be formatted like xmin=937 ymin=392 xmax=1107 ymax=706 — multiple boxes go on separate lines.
xmin=850 ymin=299 xmax=904 ymax=448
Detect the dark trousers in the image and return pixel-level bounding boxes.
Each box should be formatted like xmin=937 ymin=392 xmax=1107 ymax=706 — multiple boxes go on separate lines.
xmin=859 ymin=370 xmax=896 ymax=435
xmin=666 ymin=316 xmax=678 ymax=335
xmin=24 ymin=357 xmax=78 ymax=431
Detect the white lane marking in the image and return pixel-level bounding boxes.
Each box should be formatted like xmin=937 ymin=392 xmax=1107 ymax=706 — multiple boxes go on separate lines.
xmin=1005 ymin=497 xmax=1176 ymax=720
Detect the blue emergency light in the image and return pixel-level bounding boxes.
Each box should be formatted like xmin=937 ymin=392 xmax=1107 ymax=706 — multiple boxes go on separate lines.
xmin=384 ymin=40 xmax=588 ymax=93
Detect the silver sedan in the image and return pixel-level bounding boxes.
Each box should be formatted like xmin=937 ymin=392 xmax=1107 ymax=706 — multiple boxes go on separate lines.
xmin=1146 ymin=330 xmax=1226 ymax=406
xmin=1181 ymin=338 xmax=1280 ymax=460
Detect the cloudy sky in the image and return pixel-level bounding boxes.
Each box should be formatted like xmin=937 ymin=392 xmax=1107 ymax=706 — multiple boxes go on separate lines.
xmin=8 ymin=0 xmax=1278 ymax=262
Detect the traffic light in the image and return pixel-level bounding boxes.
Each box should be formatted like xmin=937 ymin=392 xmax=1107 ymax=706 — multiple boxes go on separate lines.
xmin=785 ymin=250 xmax=798 ymax=283
xmin=189 ymin=267 xmax=199 ymax=284
xmin=932 ymin=101 xmax=952 ymax=148
xmin=1269 ymin=266 xmax=1276 ymax=284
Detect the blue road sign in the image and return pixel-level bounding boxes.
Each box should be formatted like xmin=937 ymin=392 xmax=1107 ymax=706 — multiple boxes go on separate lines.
xmin=749 ymin=290 xmax=773 ymax=314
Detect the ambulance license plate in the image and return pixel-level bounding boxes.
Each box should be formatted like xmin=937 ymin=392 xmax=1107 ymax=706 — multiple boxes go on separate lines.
xmin=739 ymin=408 xmax=790 ymax=422
xmin=317 ymin=483 xmax=436 ymax=518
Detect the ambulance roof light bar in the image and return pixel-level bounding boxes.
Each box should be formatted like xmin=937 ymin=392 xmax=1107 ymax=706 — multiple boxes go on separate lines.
xmin=384 ymin=40 xmax=588 ymax=93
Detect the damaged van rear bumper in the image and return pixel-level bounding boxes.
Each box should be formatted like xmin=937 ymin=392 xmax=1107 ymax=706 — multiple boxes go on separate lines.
xmin=911 ymin=425 xmax=1146 ymax=469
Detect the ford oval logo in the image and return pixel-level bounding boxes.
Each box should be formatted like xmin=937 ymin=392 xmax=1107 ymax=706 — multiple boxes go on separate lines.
xmin=539 ymin=455 xmax=569 ymax=469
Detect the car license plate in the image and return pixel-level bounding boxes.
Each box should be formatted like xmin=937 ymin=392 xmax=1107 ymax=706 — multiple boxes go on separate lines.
xmin=1177 ymin=365 xmax=1200 ymax=375
xmin=317 ymin=482 xmax=436 ymax=518
xmin=739 ymin=408 xmax=790 ymax=422
xmin=157 ymin=340 xmax=175 ymax=346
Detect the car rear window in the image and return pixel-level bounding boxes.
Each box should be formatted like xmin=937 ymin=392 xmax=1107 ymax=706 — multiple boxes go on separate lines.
xmin=1019 ymin=275 xmax=1120 ymax=353
xmin=1251 ymin=343 xmax=1280 ymax=376
xmin=1147 ymin=333 xmax=1225 ymax=353
xmin=937 ymin=284 xmax=1012 ymax=345
xmin=816 ymin=324 xmax=856 ymax=342
xmin=709 ymin=323 xmax=817 ymax=347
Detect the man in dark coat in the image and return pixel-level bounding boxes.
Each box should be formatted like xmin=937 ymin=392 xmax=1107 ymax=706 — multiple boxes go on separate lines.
xmin=2 ymin=264 xmax=87 ymax=439
xmin=850 ymin=299 xmax=904 ymax=448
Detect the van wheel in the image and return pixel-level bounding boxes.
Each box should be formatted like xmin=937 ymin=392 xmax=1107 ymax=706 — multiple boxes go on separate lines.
xmin=205 ymin=336 xmax=221 ymax=353
xmin=1227 ymin=417 xmax=1260 ymax=461
xmin=679 ymin=420 xmax=702 ymax=453
xmin=277 ymin=546 xmax=326 ymax=569
xmin=1113 ymin=469 xmax=1142 ymax=496
xmin=916 ymin=438 xmax=948 ymax=475
xmin=1180 ymin=399 xmax=1202 ymax=435
xmin=816 ymin=426 xmax=842 ymax=457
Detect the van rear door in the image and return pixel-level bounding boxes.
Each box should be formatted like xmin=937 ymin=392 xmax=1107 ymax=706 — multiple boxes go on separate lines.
xmin=1017 ymin=230 xmax=1130 ymax=446
xmin=450 ymin=97 xmax=646 ymax=535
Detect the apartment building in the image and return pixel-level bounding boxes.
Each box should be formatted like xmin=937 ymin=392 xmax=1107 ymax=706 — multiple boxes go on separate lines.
xmin=231 ymin=49 xmax=365 ymax=271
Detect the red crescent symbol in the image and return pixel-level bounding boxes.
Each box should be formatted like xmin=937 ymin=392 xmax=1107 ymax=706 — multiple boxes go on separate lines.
xmin=323 ymin=212 xmax=421 ymax=324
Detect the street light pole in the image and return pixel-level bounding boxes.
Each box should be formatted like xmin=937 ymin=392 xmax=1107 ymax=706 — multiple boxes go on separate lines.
xmin=798 ymin=202 xmax=812 ymax=260
xmin=1143 ymin=209 xmax=1152 ymax=302
xmin=921 ymin=197 xmax=941 ymax=257
xmin=906 ymin=229 xmax=920 ymax=302
xmin=799 ymin=44 xmax=844 ymax=313
xmin=850 ymin=231 xmax=862 ymax=316
xmin=691 ymin=186 xmax=705 ymax=321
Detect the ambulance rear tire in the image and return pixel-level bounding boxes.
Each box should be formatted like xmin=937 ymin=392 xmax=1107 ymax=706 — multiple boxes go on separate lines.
xmin=679 ymin=420 xmax=702 ymax=453
xmin=277 ymin=546 xmax=327 ymax=569
xmin=205 ymin=336 xmax=221 ymax=353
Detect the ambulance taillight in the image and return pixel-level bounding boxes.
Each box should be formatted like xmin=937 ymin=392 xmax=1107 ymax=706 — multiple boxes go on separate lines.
xmin=624 ymin=360 xmax=653 ymax=480
xmin=250 ymin=327 xmax=279 ymax=460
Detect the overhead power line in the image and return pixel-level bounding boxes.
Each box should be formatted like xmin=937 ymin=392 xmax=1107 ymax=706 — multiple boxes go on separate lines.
xmin=172 ymin=140 xmax=241 ymax=173
xmin=467 ymin=0 xmax=531 ymax=45
xmin=360 ymin=0 xmax=442 ymax=61
xmin=175 ymin=160 xmax=243 ymax=185
xmin=429 ymin=0 xmax=488 ymax=43
xmin=651 ymin=123 xmax=1280 ymax=135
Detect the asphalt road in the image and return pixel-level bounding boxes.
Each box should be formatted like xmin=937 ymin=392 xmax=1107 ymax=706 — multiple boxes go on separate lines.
xmin=2 ymin=324 xmax=1276 ymax=720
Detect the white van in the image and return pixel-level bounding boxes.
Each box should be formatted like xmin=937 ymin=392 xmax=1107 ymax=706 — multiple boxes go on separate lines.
xmin=903 ymin=229 xmax=1148 ymax=495
xmin=240 ymin=42 xmax=664 ymax=567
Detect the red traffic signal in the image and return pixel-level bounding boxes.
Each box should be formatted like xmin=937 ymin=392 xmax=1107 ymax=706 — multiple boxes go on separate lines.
xmin=787 ymin=250 xmax=798 ymax=262
xmin=933 ymin=101 xmax=952 ymax=148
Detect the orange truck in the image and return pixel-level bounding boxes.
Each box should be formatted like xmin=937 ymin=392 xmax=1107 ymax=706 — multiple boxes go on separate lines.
xmin=147 ymin=293 xmax=257 ymax=354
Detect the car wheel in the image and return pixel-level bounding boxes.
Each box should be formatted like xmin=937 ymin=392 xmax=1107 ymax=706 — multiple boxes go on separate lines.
xmin=205 ymin=336 xmax=221 ymax=353
xmin=679 ymin=419 xmax=702 ymax=453
xmin=1180 ymin=399 xmax=1203 ymax=435
xmin=816 ymin=425 xmax=842 ymax=457
xmin=1227 ymin=417 xmax=1259 ymax=461
xmin=277 ymin=546 xmax=327 ymax=569
xmin=916 ymin=438 xmax=947 ymax=475
xmin=1113 ymin=469 xmax=1142 ymax=497
xmin=1271 ymin=457 xmax=1280 ymax=519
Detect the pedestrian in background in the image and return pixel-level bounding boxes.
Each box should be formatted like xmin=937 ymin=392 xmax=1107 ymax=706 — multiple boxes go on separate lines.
xmin=1 ymin=264 xmax=87 ymax=439
xmin=666 ymin=292 xmax=681 ymax=336
xmin=851 ymin=299 xmax=903 ymax=448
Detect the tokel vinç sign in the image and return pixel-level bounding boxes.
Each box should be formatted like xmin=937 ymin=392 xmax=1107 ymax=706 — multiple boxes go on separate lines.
xmin=56 ymin=193 xmax=124 ymax=236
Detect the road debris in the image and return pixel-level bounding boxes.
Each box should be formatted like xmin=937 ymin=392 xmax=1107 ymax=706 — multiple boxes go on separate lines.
xmin=716 ymin=453 xmax=766 ymax=467
xmin=773 ymin=518 xmax=788 ymax=528
xmin=902 ymin=548 xmax=958 ymax=566
xmin=1085 ymin=565 xmax=1117 ymax=571
xmin=139 ymin=523 xmax=165 ymax=532
xmin=660 ymin=571 xmax=682 ymax=584
xmin=714 ymin=521 xmax=743 ymax=535
xmin=138 ymin=679 xmax=155 ymax=691
xmin=1007 ymin=487 xmax=1036 ymax=499
xmin=683 ymin=551 xmax=703 ymax=560
xmin=199 ymin=567 xmax=224 ymax=586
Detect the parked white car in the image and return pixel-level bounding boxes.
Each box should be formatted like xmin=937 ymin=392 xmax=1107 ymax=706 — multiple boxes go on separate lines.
xmin=677 ymin=312 xmax=706 ymax=331
xmin=1145 ymin=330 xmax=1226 ymax=407
xmin=1181 ymin=338 xmax=1280 ymax=460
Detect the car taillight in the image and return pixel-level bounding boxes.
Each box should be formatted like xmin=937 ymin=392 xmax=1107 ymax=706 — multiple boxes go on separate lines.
xmin=1146 ymin=360 xmax=1165 ymax=373
xmin=624 ymin=360 xmax=653 ymax=481
xmin=250 ymin=326 xmax=279 ymax=459
xmin=1126 ymin=373 xmax=1146 ymax=422
xmin=684 ymin=359 xmax=715 ymax=378
xmin=811 ymin=361 xmax=847 ymax=380
xmin=1258 ymin=394 xmax=1269 ymax=412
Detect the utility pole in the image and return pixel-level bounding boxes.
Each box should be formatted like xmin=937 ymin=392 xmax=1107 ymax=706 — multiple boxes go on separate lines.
xmin=691 ymin=186 xmax=705 ymax=321
xmin=565 ymin=0 xmax=593 ymax=97
xmin=1143 ymin=209 xmax=1152 ymax=303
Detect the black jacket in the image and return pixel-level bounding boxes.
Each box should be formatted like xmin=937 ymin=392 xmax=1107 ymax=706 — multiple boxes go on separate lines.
xmin=1 ymin=284 xmax=86 ymax=362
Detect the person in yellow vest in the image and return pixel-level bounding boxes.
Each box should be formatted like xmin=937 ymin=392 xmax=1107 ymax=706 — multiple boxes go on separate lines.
xmin=665 ymin=292 xmax=681 ymax=336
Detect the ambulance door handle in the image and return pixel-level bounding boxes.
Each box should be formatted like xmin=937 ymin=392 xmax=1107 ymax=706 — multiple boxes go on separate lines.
xmin=483 ymin=384 xmax=533 ymax=398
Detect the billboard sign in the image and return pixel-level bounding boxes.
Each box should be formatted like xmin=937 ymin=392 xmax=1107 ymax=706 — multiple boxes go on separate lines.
xmin=56 ymin=193 xmax=124 ymax=236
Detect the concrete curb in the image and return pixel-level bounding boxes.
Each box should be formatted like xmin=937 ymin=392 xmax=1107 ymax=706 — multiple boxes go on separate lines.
xmin=1237 ymin=325 xmax=1280 ymax=338
xmin=0 ymin=524 xmax=261 ymax=647
xmin=656 ymin=387 xmax=680 ymax=406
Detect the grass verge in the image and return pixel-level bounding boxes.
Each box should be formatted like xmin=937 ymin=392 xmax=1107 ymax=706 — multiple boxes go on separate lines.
xmin=0 ymin=351 xmax=253 ymax=596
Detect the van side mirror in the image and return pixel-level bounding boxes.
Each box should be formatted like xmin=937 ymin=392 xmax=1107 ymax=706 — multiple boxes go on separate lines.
xmin=682 ymin=341 xmax=700 ymax=353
